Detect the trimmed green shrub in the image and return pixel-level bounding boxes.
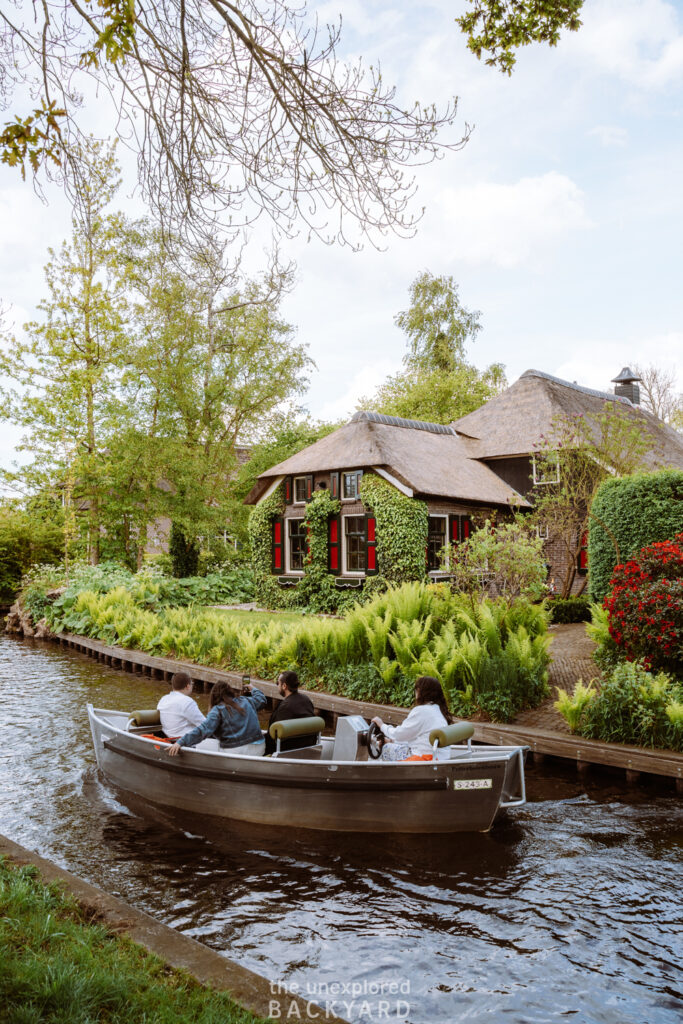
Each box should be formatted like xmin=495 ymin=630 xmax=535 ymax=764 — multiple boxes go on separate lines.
xmin=548 ymin=596 xmax=592 ymax=624
xmin=589 ymin=470 xmax=683 ymax=602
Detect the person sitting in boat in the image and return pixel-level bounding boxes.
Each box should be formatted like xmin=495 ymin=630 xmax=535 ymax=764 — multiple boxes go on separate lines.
xmin=157 ymin=671 xmax=205 ymax=740
xmin=167 ymin=680 xmax=267 ymax=757
xmin=371 ymin=676 xmax=452 ymax=762
xmin=264 ymin=670 xmax=316 ymax=755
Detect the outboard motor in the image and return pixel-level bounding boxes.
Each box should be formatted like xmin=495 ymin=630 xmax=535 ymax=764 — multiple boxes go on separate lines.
xmin=332 ymin=715 xmax=371 ymax=761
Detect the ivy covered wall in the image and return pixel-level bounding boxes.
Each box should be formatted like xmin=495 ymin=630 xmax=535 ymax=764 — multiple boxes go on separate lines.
xmin=248 ymin=472 xmax=430 ymax=610
xmin=360 ymin=474 xmax=429 ymax=586
xmin=247 ymin=485 xmax=286 ymax=609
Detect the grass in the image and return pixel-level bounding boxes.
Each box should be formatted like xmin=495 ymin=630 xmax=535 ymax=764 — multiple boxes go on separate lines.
xmin=0 ymin=857 xmax=267 ymax=1024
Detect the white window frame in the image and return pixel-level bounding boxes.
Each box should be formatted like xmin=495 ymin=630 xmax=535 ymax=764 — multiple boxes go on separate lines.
xmin=532 ymin=453 xmax=560 ymax=486
xmin=342 ymin=514 xmax=366 ymax=576
xmin=427 ymin=514 xmax=449 ymax=573
xmin=341 ymin=470 xmax=363 ymax=502
xmin=293 ymin=476 xmax=308 ymax=505
xmin=286 ymin=517 xmax=306 ymax=575
xmin=536 ymin=523 xmax=549 ymax=541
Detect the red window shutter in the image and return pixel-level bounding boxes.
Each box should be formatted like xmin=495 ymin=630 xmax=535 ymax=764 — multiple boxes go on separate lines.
xmin=463 ymin=516 xmax=471 ymax=539
xmin=272 ymin=517 xmax=284 ymax=572
xmin=284 ymin=477 xmax=292 ymax=504
xmin=330 ymin=472 xmax=339 ymax=499
xmin=365 ymin=516 xmax=378 ymax=575
xmin=306 ymin=475 xmax=313 ymax=501
xmin=578 ymin=531 xmax=588 ymax=573
xmin=449 ymin=515 xmax=459 ymax=544
xmin=328 ymin=516 xmax=340 ymax=574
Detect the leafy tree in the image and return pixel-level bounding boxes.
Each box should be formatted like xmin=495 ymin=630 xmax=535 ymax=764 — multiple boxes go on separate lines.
xmin=531 ymin=407 xmax=651 ymax=598
xmin=457 ymin=1 xmax=584 ymax=74
xmin=360 ymin=271 xmax=505 ymax=423
xmin=169 ymin=522 xmax=200 ymax=578
xmin=0 ymin=1 xmax=465 ymax=243
xmin=0 ymin=499 xmax=64 ymax=601
xmin=360 ymin=361 xmax=506 ymax=425
xmin=0 ymin=140 xmax=129 ymax=564
xmin=115 ymin=225 xmax=313 ymax=554
xmin=227 ymin=415 xmax=339 ymax=547
xmin=395 ymin=271 xmax=482 ymax=373
xmin=443 ymin=518 xmax=548 ymax=601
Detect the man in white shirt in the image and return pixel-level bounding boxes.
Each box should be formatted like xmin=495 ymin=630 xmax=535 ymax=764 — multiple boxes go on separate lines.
xmin=157 ymin=672 xmax=206 ymax=739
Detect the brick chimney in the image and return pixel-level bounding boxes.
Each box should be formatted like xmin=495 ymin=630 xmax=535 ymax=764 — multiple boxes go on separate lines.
xmin=611 ymin=366 xmax=642 ymax=404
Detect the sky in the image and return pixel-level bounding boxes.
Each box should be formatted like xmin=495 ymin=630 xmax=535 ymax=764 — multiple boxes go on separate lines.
xmin=1 ymin=0 xmax=682 ymax=470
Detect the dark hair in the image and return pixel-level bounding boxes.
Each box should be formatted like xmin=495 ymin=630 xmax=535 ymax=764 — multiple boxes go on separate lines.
xmin=171 ymin=672 xmax=193 ymax=691
xmin=414 ymin=676 xmax=452 ymax=724
xmin=278 ymin=670 xmax=299 ymax=691
xmin=209 ymin=680 xmax=246 ymax=715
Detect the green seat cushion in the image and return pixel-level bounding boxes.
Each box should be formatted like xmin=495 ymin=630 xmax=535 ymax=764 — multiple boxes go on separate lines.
xmin=269 ymin=716 xmax=325 ymax=741
xmin=429 ymin=722 xmax=475 ymax=747
xmin=128 ymin=709 xmax=162 ymax=727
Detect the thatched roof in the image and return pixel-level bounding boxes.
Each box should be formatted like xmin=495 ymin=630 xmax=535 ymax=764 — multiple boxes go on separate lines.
xmin=453 ymin=369 xmax=683 ymax=469
xmin=247 ymin=410 xmax=530 ymax=507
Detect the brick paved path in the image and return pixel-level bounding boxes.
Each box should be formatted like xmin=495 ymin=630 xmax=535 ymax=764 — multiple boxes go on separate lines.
xmin=512 ymin=622 xmax=599 ymax=733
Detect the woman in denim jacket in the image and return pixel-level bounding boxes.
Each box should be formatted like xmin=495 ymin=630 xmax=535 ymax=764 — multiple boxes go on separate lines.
xmin=167 ymin=680 xmax=266 ymax=757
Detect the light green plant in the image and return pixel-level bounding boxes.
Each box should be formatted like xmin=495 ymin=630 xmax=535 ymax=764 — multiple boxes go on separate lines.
xmin=554 ymin=680 xmax=597 ymax=732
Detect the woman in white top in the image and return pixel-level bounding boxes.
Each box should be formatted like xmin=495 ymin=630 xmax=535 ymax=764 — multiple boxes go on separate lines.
xmin=371 ymin=676 xmax=452 ymax=761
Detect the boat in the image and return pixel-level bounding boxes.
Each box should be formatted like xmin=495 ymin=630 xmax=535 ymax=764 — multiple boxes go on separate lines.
xmin=87 ymin=704 xmax=528 ymax=833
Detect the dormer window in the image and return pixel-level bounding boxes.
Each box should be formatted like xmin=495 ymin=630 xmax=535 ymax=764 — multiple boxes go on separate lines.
xmin=532 ymin=453 xmax=560 ymax=486
xmin=294 ymin=476 xmax=309 ymax=503
xmin=342 ymin=470 xmax=363 ymax=500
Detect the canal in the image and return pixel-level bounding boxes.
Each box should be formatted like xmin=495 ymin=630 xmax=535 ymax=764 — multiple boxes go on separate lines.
xmin=1 ymin=633 xmax=681 ymax=1024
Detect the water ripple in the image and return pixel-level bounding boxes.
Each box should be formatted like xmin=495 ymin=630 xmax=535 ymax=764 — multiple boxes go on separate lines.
xmin=1 ymin=634 xmax=682 ymax=1024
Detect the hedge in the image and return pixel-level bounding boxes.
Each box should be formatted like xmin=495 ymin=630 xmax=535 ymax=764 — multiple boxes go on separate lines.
xmin=588 ymin=469 xmax=683 ymax=602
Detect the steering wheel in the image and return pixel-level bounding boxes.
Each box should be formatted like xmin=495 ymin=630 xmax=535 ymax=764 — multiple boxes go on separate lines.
xmin=367 ymin=722 xmax=385 ymax=760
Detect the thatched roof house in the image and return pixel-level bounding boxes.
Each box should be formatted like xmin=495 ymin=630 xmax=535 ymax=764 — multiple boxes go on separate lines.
xmin=246 ymin=369 xmax=683 ymax=592
xmin=247 ymin=411 xmax=530 ymax=509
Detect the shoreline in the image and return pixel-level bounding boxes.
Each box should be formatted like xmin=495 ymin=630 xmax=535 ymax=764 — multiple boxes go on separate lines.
xmin=0 ymin=832 xmax=349 ymax=1024
xmin=15 ymin=627 xmax=683 ymax=788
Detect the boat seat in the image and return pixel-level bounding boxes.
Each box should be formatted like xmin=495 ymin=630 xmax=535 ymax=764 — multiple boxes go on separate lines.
xmin=429 ymin=722 xmax=475 ymax=748
xmin=269 ymin=716 xmax=325 ymax=756
xmin=271 ymin=743 xmax=323 ymax=760
xmin=127 ymin=709 xmax=162 ymax=731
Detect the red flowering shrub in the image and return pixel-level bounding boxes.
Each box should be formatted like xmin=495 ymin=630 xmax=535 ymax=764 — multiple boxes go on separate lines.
xmin=604 ymin=533 xmax=683 ymax=677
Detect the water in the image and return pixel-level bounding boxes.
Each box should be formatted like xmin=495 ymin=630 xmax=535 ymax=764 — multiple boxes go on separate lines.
xmin=1 ymin=634 xmax=681 ymax=1023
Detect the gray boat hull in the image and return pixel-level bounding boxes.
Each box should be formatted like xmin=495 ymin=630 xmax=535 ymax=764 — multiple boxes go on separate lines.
xmin=88 ymin=705 xmax=527 ymax=834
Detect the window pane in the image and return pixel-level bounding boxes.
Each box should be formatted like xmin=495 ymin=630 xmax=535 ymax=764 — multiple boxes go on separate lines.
xmin=289 ymin=519 xmax=306 ymax=571
xmin=427 ymin=518 xmax=446 ymax=571
xmin=294 ymin=477 xmax=307 ymax=502
xmin=344 ymin=516 xmax=366 ymax=572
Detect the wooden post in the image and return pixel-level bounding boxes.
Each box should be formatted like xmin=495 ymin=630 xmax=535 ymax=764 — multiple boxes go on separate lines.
xmin=533 ymin=751 xmax=546 ymax=766
xmin=625 ymin=769 xmax=640 ymax=785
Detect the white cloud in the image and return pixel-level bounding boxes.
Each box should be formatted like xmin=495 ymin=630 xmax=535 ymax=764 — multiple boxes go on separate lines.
xmin=568 ymin=0 xmax=683 ymax=89
xmin=589 ymin=124 xmax=629 ymax=147
xmin=315 ymin=358 xmax=400 ymax=421
xmin=555 ymin=332 xmax=683 ymax=393
xmin=438 ymin=172 xmax=592 ymax=268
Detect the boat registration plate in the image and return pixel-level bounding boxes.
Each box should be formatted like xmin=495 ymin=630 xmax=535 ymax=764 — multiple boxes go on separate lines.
xmin=453 ymin=778 xmax=492 ymax=790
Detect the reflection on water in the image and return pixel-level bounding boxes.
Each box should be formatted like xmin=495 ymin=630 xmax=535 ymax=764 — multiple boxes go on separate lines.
xmin=1 ymin=634 xmax=682 ymax=1023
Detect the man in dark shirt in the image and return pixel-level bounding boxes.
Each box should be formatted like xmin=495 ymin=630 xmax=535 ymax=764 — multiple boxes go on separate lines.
xmin=265 ymin=670 xmax=316 ymax=754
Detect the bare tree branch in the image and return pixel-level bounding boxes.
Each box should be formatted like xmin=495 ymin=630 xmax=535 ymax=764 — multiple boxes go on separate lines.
xmin=0 ymin=0 xmax=469 ymax=246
